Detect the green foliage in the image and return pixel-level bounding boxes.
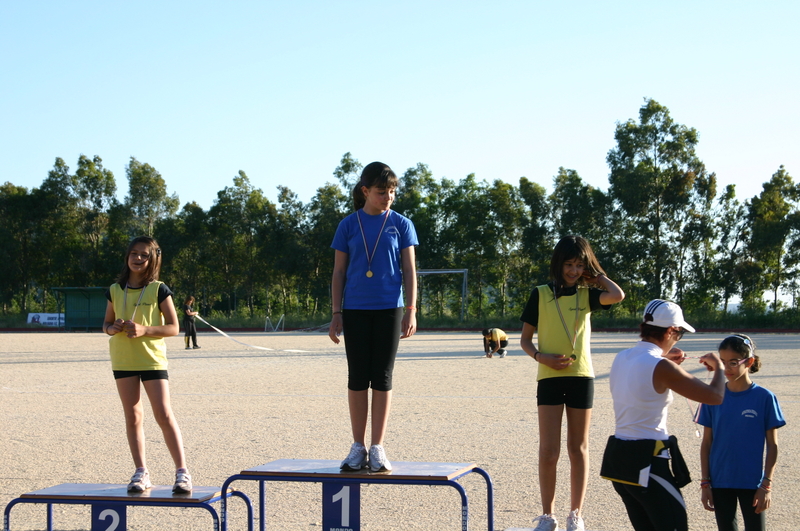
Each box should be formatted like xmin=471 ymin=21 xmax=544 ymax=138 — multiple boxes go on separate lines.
xmin=2 ymin=99 xmax=799 ymax=328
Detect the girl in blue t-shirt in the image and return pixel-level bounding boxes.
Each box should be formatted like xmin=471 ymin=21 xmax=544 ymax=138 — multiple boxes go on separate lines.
xmin=328 ymin=161 xmax=418 ymax=473
xmin=697 ymin=334 xmax=785 ymax=531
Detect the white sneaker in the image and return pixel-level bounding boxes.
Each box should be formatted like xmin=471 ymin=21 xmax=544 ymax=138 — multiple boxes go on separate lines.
xmin=127 ymin=468 xmax=152 ymax=492
xmin=340 ymin=442 xmax=368 ymax=471
xmin=532 ymin=513 xmax=558 ymax=531
xmin=172 ymin=469 xmax=193 ymax=494
xmin=566 ymin=509 xmax=584 ymax=531
xmin=368 ymin=444 xmax=392 ymax=472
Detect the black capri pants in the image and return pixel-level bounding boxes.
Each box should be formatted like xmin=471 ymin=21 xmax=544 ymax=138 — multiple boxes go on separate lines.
xmin=342 ymin=308 xmax=402 ymax=392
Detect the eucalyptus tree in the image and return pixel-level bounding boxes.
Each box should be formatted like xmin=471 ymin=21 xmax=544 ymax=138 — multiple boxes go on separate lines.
xmin=711 ymin=185 xmax=749 ymax=312
xmin=439 ymin=174 xmax=498 ymax=318
xmin=74 ymin=155 xmax=117 ymax=285
xmin=484 ymin=179 xmax=526 ymax=317
xmin=266 ymin=185 xmax=308 ymax=314
xmin=206 ymin=171 xmax=274 ymax=315
xmin=333 ymin=152 xmax=363 ymax=191
xmin=518 ymin=176 xmax=553 ymax=288
xmin=0 ymin=183 xmax=38 ymax=312
xmin=394 ymin=163 xmax=452 ymax=318
xmin=124 ymin=157 xmax=179 ymax=237
xmin=607 ymin=98 xmax=712 ymax=300
xmin=156 ymin=201 xmax=211 ymax=311
xmin=747 ymin=166 xmax=800 ymax=310
xmin=305 ymin=183 xmax=349 ymax=314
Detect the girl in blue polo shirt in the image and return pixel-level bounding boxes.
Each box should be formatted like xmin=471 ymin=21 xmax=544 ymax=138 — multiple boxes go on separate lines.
xmin=697 ymin=334 xmax=785 ymax=531
xmin=328 ymin=161 xmax=418 ymax=473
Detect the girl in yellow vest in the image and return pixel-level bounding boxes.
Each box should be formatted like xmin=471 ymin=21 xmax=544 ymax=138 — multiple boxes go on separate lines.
xmin=102 ymin=236 xmax=192 ymax=494
xmin=519 ymin=235 xmax=625 ymax=531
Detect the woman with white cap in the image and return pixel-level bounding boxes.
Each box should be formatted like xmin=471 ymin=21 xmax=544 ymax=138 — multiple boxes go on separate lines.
xmin=601 ymin=299 xmax=725 ymax=531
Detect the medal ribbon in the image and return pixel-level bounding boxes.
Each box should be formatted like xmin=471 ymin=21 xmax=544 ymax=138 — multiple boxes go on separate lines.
xmin=356 ymin=209 xmax=391 ymax=277
xmin=554 ymin=287 xmax=580 ymax=353
xmin=123 ymin=283 xmax=147 ymax=322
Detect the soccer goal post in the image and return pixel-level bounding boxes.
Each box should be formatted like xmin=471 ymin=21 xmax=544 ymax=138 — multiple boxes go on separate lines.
xmin=417 ymin=269 xmax=468 ymax=321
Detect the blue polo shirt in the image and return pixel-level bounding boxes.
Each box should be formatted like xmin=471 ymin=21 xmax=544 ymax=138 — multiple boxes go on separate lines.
xmin=331 ymin=209 xmax=418 ymax=310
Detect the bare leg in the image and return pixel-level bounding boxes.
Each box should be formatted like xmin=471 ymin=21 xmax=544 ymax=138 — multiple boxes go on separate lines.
xmin=370 ymin=390 xmax=392 ymax=446
xmin=565 ymin=407 xmax=592 ymax=514
xmin=142 ymin=379 xmax=187 ymax=469
xmin=538 ymin=404 xmax=564 ymax=514
xmin=348 ymin=389 xmax=369 ymax=445
xmin=116 ymin=376 xmax=146 ymax=469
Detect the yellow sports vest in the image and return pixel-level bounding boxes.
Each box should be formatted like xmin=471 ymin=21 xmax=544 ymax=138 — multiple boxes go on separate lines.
xmin=108 ymin=282 xmax=168 ymax=371
xmin=536 ymin=284 xmax=594 ymax=381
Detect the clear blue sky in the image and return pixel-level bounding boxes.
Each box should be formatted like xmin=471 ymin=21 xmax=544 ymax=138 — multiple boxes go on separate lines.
xmin=2 ymin=1 xmax=798 ymax=211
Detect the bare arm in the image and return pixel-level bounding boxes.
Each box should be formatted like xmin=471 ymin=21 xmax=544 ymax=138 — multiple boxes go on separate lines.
xmin=103 ymin=300 xmax=124 ymax=336
xmin=700 ymin=426 xmax=715 ymax=511
xmin=400 ymin=245 xmax=417 ymax=339
xmin=652 ymin=354 xmax=725 ymax=404
xmin=328 ymin=250 xmax=348 ymax=344
xmin=754 ymin=428 xmax=778 ymax=514
xmin=520 ymin=321 xmax=572 ymax=370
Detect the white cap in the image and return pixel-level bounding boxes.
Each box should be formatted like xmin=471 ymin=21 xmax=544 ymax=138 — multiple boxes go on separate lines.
xmin=642 ymin=299 xmax=696 ymax=333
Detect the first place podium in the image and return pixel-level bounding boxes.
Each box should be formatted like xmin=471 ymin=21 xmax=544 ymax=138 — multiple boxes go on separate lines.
xmin=221 ymin=459 xmax=494 ymax=531
xmin=3 ymin=483 xmax=252 ymax=531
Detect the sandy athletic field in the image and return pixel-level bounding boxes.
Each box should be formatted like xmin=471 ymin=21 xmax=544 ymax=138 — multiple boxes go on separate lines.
xmin=1 ymin=330 xmax=798 ymax=530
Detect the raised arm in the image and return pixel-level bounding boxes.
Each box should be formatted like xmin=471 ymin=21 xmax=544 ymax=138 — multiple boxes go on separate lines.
xmin=652 ymin=353 xmax=725 ymax=404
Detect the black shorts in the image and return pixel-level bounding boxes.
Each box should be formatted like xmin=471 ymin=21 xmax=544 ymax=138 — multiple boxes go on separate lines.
xmin=113 ymin=370 xmax=169 ymax=381
xmin=537 ymin=376 xmax=594 ymax=408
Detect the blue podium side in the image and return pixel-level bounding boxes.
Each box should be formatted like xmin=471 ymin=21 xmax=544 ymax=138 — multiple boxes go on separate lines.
xmin=220 ymin=459 xmax=494 ymax=531
xmin=3 ymin=483 xmax=252 ymax=531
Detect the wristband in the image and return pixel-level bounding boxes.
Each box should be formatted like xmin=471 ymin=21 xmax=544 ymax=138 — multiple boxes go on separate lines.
xmin=405 ymin=306 xmax=416 ymax=311
xmin=332 ymin=311 xmax=342 ymax=315
xmin=533 ymin=351 xmax=540 ymax=361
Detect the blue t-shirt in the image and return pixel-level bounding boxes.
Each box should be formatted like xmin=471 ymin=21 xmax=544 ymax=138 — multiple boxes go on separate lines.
xmin=697 ymin=383 xmax=785 ymax=489
xmin=331 ymin=209 xmax=418 ymax=310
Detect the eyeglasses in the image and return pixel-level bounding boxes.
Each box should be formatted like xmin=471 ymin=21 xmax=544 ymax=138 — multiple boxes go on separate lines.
xmin=673 ymin=327 xmax=686 ymax=340
xmin=724 ymin=358 xmax=748 ymax=369
xmin=130 ymin=252 xmax=151 ymax=260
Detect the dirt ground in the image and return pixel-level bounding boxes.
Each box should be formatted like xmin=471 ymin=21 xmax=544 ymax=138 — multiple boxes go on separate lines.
xmin=1 ymin=330 xmax=797 ymax=530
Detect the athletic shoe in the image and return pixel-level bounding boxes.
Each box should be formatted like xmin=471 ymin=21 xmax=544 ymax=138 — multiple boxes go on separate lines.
xmin=193 ymin=345 xmax=201 ymax=349
xmin=566 ymin=509 xmax=585 ymax=531
xmin=497 ymin=349 xmax=507 ymax=358
xmin=173 ymin=469 xmax=193 ymax=494
xmin=340 ymin=442 xmax=368 ymax=471
xmin=368 ymin=444 xmax=392 ymax=472
xmin=127 ymin=469 xmax=152 ymax=492
xmin=532 ymin=514 xmax=558 ymax=531
xmin=185 ymin=347 xmax=192 ymax=350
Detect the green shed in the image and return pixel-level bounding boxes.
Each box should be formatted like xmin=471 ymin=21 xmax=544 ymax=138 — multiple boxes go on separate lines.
xmin=52 ymin=287 xmax=108 ymax=331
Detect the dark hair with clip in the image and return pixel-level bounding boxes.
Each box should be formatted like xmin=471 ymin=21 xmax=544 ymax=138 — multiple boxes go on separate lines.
xmin=352 ymin=162 xmax=398 ymax=211
xmin=719 ymin=333 xmax=761 ymax=373
xmin=116 ymin=236 xmax=163 ymax=286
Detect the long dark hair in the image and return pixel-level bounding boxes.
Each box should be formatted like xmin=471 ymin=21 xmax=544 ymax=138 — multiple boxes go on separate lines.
xmin=116 ymin=236 xmax=162 ymax=286
xmin=352 ymin=161 xmax=398 ymax=211
xmin=549 ymin=235 xmax=604 ymax=290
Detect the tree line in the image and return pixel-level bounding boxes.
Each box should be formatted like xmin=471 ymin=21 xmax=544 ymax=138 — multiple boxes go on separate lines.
xmin=2 ymin=99 xmax=798 ymax=322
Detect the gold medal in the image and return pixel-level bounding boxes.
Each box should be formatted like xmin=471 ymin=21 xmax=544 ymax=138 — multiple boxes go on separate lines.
xmin=357 ymin=209 xmax=390 ymax=281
